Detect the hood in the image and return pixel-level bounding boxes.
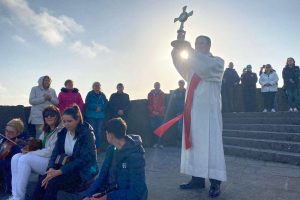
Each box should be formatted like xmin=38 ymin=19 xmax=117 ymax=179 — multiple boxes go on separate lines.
xmin=38 ymin=76 xmax=46 ymax=89
xmin=61 ymin=87 xmax=79 ymax=93
xmin=119 ymin=134 xmax=145 ymax=156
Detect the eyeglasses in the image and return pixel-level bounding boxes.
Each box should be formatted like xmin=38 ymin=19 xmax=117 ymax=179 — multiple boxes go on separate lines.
xmin=43 ymin=112 xmax=56 ymax=118
xmin=5 ymin=129 xmax=16 ymax=134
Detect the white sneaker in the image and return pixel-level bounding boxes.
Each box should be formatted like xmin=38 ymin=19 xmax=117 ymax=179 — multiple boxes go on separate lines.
xmin=158 ymin=144 xmax=164 ymax=149
xmin=271 ymin=109 xmax=276 ymax=112
xmin=293 ymin=108 xmax=298 ymax=112
xmin=153 ymin=144 xmax=158 ymax=148
xmin=289 ymin=108 xmax=293 ymax=112
xmin=262 ymin=109 xmax=267 ymax=112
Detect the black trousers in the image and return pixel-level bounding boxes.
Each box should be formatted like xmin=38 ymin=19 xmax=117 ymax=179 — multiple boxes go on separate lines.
xmin=32 ymin=173 xmax=81 ymax=200
xmin=243 ymin=88 xmax=256 ymax=112
xmin=222 ymin=86 xmax=235 ymax=112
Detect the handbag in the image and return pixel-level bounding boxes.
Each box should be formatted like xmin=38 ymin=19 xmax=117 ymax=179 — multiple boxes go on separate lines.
xmin=55 ymin=154 xmax=71 ymax=166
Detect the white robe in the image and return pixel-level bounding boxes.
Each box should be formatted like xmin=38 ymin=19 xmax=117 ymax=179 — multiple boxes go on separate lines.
xmin=171 ymin=48 xmax=227 ymax=182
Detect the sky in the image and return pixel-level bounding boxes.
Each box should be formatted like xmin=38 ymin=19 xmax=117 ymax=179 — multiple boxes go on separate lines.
xmin=0 ymin=0 xmax=299 ymax=106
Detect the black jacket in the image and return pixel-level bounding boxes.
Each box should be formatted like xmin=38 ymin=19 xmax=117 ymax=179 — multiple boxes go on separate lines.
xmin=222 ymin=68 xmax=240 ymax=88
xmin=48 ymin=122 xmax=99 ymax=182
xmin=83 ymin=134 xmax=148 ymax=200
xmin=241 ymin=71 xmax=257 ymax=89
xmin=108 ymin=92 xmax=130 ymax=118
xmin=282 ymin=65 xmax=300 ymax=88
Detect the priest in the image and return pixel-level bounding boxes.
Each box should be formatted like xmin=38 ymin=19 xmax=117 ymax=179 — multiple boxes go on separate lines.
xmin=171 ymin=35 xmax=227 ymax=198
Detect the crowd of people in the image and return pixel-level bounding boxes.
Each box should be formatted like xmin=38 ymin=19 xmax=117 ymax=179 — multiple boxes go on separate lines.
xmin=0 ymin=54 xmax=299 ymax=199
xmin=222 ymin=57 xmax=300 ymax=112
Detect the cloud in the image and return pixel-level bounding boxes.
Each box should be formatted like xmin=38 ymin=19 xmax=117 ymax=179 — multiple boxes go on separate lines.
xmin=1 ymin=0 xmax=84 ymax=46
xmin=12 ymin=34 xmax=26 ymax=43
xmin=70 ymin=40 xmax=111 ymax=58
xmin=0 ymin=83 xmax=7 ymax=93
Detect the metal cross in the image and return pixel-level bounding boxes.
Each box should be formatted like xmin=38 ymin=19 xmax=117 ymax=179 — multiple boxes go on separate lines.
xmin=174 ymin=6 xmax=193 ymax=31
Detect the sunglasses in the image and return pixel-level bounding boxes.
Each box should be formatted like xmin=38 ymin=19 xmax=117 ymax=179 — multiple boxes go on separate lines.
xmin=43 ymin=112 xmax=57 ymax=118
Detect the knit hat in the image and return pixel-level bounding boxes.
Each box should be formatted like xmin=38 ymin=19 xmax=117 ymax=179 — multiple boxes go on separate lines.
xmin=6 ymin=118 xmax=24 ymax=134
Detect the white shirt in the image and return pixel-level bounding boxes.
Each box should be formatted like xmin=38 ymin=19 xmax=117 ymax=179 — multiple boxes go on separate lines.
xmin=64 ymin=131 xmax=77 ymax=156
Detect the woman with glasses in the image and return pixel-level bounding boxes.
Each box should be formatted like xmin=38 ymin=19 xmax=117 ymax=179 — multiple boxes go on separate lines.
xmin=11 ymin=105 xmax=62 ymax=200
xmin=32 ymin=104 xmax=98 ymax=200
xmin=0 ymin=118 xmax=25 ymax=195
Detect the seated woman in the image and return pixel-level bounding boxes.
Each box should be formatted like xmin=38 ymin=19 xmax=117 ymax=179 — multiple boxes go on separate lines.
xmin=11 ymin=105 xmax=62 ymax=200
xmin=32 ymin=104 xmax=99 ymax=200
xmin=0 ymin=118 xmax=25 ymax=195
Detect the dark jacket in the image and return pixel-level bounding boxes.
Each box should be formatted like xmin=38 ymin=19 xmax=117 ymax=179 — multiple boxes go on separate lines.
xmin=48 ymin=122 xmax=99 ymax=182
xmin=282 ymin=65 xmax=300 ymax=88
xmin=85 ymin=91 xmax=108 ymax=119
xmin=172 ymin=88 xmax=186 ymax=115
xmin=222 ymin=68 xmax=240 ymax=88
xmin=241 ymin=71 xmax=258 ymax=89
xmin=108 ymin=92 xmax=130 ymax=118
xmin=83 ymin=135 xmax=148 ymax=200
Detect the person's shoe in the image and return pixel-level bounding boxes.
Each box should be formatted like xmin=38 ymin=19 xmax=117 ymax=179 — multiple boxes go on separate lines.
xmin=262 ymin=109 xmax=267 ymax=112
xmin=179 ymin=178 xmax=205 ymax=190
xmin=153 ymin=144 xmax=158 ymax=148
xmin=289 ymin=108 xmax=293 ymax=112
xmin=209 ymin=184 xmax=221 ymax=198
xmin=271 ymin=108 xmax=276 ymax=112
xmin=158 ymin=144 xmax=164 ymax=149
xmin=293 ymin=108 xmax=298 ymax=112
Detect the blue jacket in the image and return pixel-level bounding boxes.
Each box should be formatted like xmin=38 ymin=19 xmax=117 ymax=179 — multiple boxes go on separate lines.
xmin=85 ymin=91 xmax=108 ymax=119
xmin=83 ymin=135 xmax=148 ymax=200
xmin=48 ymin=122 xmax=99 ymax=182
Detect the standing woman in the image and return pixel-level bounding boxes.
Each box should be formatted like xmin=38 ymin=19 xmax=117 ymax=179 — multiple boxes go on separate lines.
xmin=32 ymin=105 xmax=99 ymax=200
xmin=29 ymin=75 xmax=59 ymax=138
xmin=0 ymin=119 xmax=25 ymax=195
xmin=259 ymin=64 xmax=279 ymax=112
xmin=85 ymin=82 xmax=108 ymax=153
xmin=282 ymin=57 xmax=300 ymax=112
xmin=58 ymin=79 xmax=84 ymax=113
xmin=11 ymin=105 xmax=63 ymax=200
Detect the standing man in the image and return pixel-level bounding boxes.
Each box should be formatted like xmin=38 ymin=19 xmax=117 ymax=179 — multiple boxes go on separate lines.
xmin=172 ymin=80 xmax=186 ymax=145
xmin=148 ymin=82 xmax=165 ymax=148
xmin=222 ymin=62 xmax=240 ymax=112
xmin=171 ymin=35 xmax=227 ymax=198
xmin=241 ymin=65 xmax=258 ymax=112
xmin=108 ymin=83 xmax=130 ymax=122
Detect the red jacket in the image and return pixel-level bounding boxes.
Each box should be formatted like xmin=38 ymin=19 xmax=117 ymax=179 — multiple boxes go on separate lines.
xmin=147 ymin=89 xmax=165 ymax=117
xmin=58 ymin=88 xmax=84 ymax=113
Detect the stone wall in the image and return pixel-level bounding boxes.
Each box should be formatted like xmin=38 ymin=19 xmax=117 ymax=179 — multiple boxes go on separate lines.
xmin=0 ymin=87 xmax=291 ymax=147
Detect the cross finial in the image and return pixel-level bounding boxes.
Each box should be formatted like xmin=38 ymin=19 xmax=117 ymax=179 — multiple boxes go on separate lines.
xmin=174 ymin=6 xmax=193 ymax=31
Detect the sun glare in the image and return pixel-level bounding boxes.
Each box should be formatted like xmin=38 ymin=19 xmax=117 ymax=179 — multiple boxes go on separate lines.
xmin=180 ymin=50 xmax=189 ymax=59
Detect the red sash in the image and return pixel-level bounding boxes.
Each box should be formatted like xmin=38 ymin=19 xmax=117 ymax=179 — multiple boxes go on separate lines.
xmin=183 ymin=73 xmax=201 ymax=149
xmin=154 ymin=73 xmax=201 ymax=149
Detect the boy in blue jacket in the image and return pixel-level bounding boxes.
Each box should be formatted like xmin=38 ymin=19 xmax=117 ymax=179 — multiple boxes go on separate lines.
xmin=82 ymin=118 xmax=148 ymax=200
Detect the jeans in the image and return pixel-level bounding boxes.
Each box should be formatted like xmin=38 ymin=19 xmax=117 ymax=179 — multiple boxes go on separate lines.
xmin=286 ymin=87 xmax=298 ymax=109
xmin=86 ymin=118 xmax=104 ymax=148
xmin=150 ymin=116 xmax=163 ymax=145
xmin=262 ymin=92 xmax=276 ymax=111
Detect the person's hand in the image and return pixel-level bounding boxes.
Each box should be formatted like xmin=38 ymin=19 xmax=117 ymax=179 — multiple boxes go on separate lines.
xmin=290 ymin=79 xmax=295 ymax=83
xmin=21 ymin=148 xmax=28 ymax=154
xmin=41 ymin=168 xmax=62 ymax=188
xmin=152 ymin=111 xmax=159 ymax=115
xmin=44 ymin=94 xmax=51 ymax=101
xmin=91 ymin=194 xmax=107 ymax=200
xmin=118 ymin=110 xmax=124 ymax=116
